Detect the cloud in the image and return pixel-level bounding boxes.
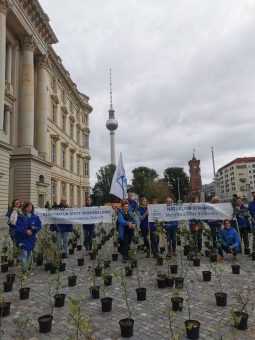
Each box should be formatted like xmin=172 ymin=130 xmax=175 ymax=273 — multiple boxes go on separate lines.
xmin=40 ymin=0 xmax=255 ymax=187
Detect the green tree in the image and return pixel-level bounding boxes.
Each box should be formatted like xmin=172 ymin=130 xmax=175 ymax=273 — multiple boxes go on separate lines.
xmin=163 ymin=167 xmax=189 ymax=202
xmin=151 ymin=179 xmax=171 ymax=203
xmin=91 ymin=164 xmax=118 ymax=205
xmin=130 ymin=167 xmax=158 ymax=200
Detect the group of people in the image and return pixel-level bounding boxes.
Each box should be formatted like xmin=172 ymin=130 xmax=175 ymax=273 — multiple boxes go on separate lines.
xmin=5 ymin=190 xmax=255 ymax=271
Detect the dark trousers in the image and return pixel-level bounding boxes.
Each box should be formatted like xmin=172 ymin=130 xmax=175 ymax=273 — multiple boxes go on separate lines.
xmin=122 ymin=231 xmax=134 ymax=260
xmin=239 ymin=228 xmax=249 ymax=249
xmin=191 ymin=230 xmax=202 ymax=252
xmin=166 ymin=228 xmax=177 ymax=253
xmin=209 ymin=226 xmax=220 ymax=249
xmin=83 ymin=226 xmax=95 ymax=251
xmin=141 ymin=229 xmax=158 ymax=255
xmin=218 ymin=245 xmax=238 ymax=257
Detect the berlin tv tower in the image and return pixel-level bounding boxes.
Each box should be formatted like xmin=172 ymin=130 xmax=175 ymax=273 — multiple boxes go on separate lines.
xmin=106 ymin=69 xmax=118 ymax=165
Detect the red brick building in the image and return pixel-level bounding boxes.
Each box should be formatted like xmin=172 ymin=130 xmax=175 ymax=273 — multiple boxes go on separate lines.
xmin=188 ymin=153 xmax=202 ymax=201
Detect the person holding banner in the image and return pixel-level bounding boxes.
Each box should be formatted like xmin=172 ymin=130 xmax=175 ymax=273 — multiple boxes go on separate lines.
xmin=206 ymin=196 xmax=222 ymax=249
xmin=248 ymin=191 xmax=255 ymax=256
xmin=55 ymin=198 xmax=73 ymax=258
xmin=218 ymin=219 xmax=240 ymax=260
xmin=164 ymin=198 xmax=179 ymax=256
xmin=138 ymin=197 xmax=158 ymax=258
xmin=15 ymin=201 xmax=42 ymax=272
xmin=127 ymin=192 xmax=138 ymax=213
xmin=82 ymin=197 xmax=95 ymax=254
xmin=189 ymin=219 xmax=204 ymax=253
xmin=118 ymin=202 xmax=137 ymax=263
xmin=234 ymin=197 xmax=250 ymax=252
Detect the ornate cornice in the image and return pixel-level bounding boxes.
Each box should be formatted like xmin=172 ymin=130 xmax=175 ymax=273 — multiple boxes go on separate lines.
xmin=20 ymin=35 xmax=35 ymax=52
xmin=61 ymin=141 xmax=69 ymax=148
xmin=0 ymin=0 xmax=13 ymax=15
xmin=69 ymin=147 xmax=76 ymax=153
xmin=50 ymin=134 xmax=60 ymax=142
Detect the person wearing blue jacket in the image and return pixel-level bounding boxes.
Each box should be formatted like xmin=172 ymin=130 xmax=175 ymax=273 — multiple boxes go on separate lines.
xmin=248 ymin=191 xmax=255 ymax=255
xmin=83 ymin=197 xmax=95 ymax=254
xmin=127 ymin=192 xmax=138 ymax=213
xmin=138 ymin=197 xmax=158 ymax=257
xmin=234 ymin=197 xmax=250 ymax=251
xmin=54 ymin=197 xmax=73 ymax=258
xmin=218 ymin=219 xmax=240 ymax=260
xmin=15 ymin=201 xmax=41 ymax=272
xmin=164 ymin=198 xmax=179 ymax=256
xmin=118 ymin=202 xmax=137 ymax=263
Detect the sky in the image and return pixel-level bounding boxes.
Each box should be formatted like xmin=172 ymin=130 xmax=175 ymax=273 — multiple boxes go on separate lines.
xmin=40 ymin=0 xmax=255 ymax=187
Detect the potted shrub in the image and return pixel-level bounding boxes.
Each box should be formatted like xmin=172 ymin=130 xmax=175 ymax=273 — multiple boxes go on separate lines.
xmin=211 ymin=264 xmax=227 ymax=306
xmin=117 ymin=271 xmax=134 ymax=338
xmin=165 ymin=258 xmax=174 ymax=287
xmin=230 ymin=286 xmax=252 ymax=330
xmin=0 ymin=297 xmax=11 ymax=317
xmin=184 ymin=282 xmax=201 ymax=339
xmin=38 ymin=282 xmax=54 ymax=333
xmin=68 ymin=267 xmax=77 ymax=287
xmin=77 ymin=249 xmax=86 ymax=267
xmin=156 ymin=271 xmax=167 ymax=289
xmin=100 ymin=282 xmax=113 ymax=313
xmin=135 ymin=260 xmax=147 ymax=301
xmin=53 ymin=272 xmax=65 ymax=308
xmin=17 ymin=265 xmax=30 ymax=300
xmin=171 ymin=287 xmax=183 ymax=312
xmin=89 ymin=260 xmax=100 ymax=299
xmin=103 ymin=267 xmax=112 ymax=287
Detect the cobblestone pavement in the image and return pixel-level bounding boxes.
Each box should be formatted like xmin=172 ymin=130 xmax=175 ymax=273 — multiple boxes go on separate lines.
xmin=0 ymin=227 xmax=255 ymax=340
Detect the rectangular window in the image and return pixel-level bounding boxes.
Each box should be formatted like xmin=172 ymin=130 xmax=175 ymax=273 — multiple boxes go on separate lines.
xmin=70 ymin=122 xmax=74 ymax=139
xmin=70 ymin=184 xmax=74 ymax=206
xmin=61 ymin=90 xmax=66 ymax=104
xmin=84 ymin=134 xmax=89 ymax=148
xmin=62 ymin=114 xmax=66 ymax=131
xmin=62 ymin=148 xmax=66 ymax=168
xmin=61 ymin=182 xmax=66 ymax=197
xmin=51 ymin=143 xmax=56 ymax=163
xmin=51 ymin=180 xmax=56 ymax=205
xmin=70 ymin=151 xmax=74 ymax=172
xmin=77 ymin=128 xmax=80 ymax=145
xmin=51 ymin=103 xmax=57 ymax=123
xmin=51 ymin=78 xmax=57 ymax=92
xmin=77 ymin=157 xmax=80 ymax=175
xmin=84 ymin=160 xmax=89 ymax=176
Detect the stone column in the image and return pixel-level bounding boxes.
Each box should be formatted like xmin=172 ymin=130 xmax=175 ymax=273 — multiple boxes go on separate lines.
xmin=3 ymin=106 xmax=10 ymax=142
xmin=0 ymin=1 xmax=11 ymax=131
xmin=56 ymin=180 xmax=61 ymax=204
xmin=5 ymin=42 xmax=12 ymax=83
xmin=18 ymin=35 xmax=35 ymax=147
xmin=36 ymin=55 xmax=48 ymax=159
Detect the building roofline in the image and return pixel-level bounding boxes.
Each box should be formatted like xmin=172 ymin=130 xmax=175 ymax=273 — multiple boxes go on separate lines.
xmin=217 ymin=157 xmax=255 ymax=172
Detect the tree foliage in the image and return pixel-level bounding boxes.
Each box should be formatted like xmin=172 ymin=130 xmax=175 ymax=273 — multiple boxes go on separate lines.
xmin=163 ymin=167 xmax=189 ymax=202
xmin=91 ymin=164 xmax=118 ymax=205
xmin=151 ymin=179 xmax=171 ymax=203
xmin=130 ymin=167 xmax=158 ymax=201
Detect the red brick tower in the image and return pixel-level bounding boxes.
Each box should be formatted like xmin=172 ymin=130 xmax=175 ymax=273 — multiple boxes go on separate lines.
xmin=188 ymin=152 xmax=202 ymax=201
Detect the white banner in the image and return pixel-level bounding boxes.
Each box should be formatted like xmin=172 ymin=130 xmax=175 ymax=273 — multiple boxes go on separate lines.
xmin=148 ymin=203 xmax=233 ymax=222
xmin=35 ymin=207 xmax=114 ymax=225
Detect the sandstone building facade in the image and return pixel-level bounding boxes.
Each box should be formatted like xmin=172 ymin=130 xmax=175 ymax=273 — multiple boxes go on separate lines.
xmin=0 ymin=0 xmax=92 ymax=217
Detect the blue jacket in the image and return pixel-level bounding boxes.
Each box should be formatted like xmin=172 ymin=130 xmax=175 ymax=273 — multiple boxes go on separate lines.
xmin=117 ymin=210 xmax=137 ymax=240
xmin=248 ymin=200 xmax=255 ymax=219
xmin=189 ymin=219 xmax=203 ymax=231
xmin=207 ymin=220 xmax=222 ymax=228
xmin=51 ymin=204 xmax=73 ymax=233
xmin=164 ymin=220 xmax=179 ymax=230
xmin=137 ymin=206 xmax=155 ymax=231
xmin=220 ymin=227 xmax=240 ymax=251
xmin=15 ymin=213 xmax=42 ymax=251
xmin=128 ymin=199 xmax=138 ymax=213
xmin=235 ymin=205 xmax=250 ymax=229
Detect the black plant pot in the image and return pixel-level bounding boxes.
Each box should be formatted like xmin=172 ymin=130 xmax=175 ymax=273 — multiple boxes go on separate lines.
xmin=38 ymin=314 xmax=53 ymax=333
xmin=204 ymin=250 xmax=210 ymax=257
xmin=174 ymin=277 xmax=184 ymax=289
xmin=119 ymin=318 xmax=134 ymax=338
xmin=231 ymin=264 xmax=240 ymax=274
xmin=112 ymin=253 xmax=118 ymax=261
xmin=165 ymin=277 xmax=174 ymax=287
xmin=193 ymin=258 xmax=200 ymax=267
xmin=171 ymin=297 xmax=183 ymax=311
xmin=157 ymin=277 xmax=166 ymax=289
xmin=44 ymin=263 xmax=52 ymax=271
xmin=19 ymin=287 xmax=30 ymax=300
xmin=160 ymin=247 xmax=165 ymax=253
xmin=252 ymin=253 xmax=255 ymax=261
xmin=3 ymin=281 xmax=13 ymax=292
xmin=36 ymin=254 xmax=43 ymax=266
xmin=233 ymin=311 xmax=248 ymax=330
xmin=90 ymin=252 xmax=97 ymax=260
xmin=101 ymin=297 xmax=113 ymax=312
xmin=177 ymin=239 xmax=182 ymax=246
xmin=95 ymin=267 xmax=102 ymax=277
xmin=8 ymin=259 xmax=14 ymax=267
xmin=125 ymin=267 xmax=133 ymax=277
xmin=50 ymin=265 xmax=57 ymax=274
xmin=183 ymin=246 xmax=189 ymax=256
xmin=54 ymin=293 xmax=66 ymax=307
xmin=136 ymin=287 xmax=147 ymax=301
xmin=215 ymin=292 xmax=227 ymax=306
xmin=0 ymin=301 xmax=11 ymax=317
xmin=77 ymin=258 xmax=85 ymax=266
xmin=6 ymin=273 xmax=15 ymax=284
xmin=89 ymin=286 xmax=100 ymax=299
xmin=1 ymin=256 xmax=7 ymax=263
xmin=69 ymin=248 xmax=74 ymax=255
xmin=104 ymin=276 xmax=112 ymax=286
xmin=185 ymin=319 xmax=201 ymax=339
xmin=59 ymin=263 xmax=66 ymax=272
xmin=68 ymin=275 xmax=77 ymax=287
xmin=210 ymin=254 xmax=217 ymax=263
xmin=104 ymin=260 xmax=111 ymax=269
xmin=1 ymin=264 xmax=8 ymax=273
xmin=244 ymin=248 xmax=250 ymax=255
xmin=170 ymin=265 xmax=178 ymax=274
xmin=202 ymin=271 xmax=211 ymax=281
xmin=77 ymin=245 xmax=82 ymax=251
